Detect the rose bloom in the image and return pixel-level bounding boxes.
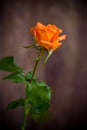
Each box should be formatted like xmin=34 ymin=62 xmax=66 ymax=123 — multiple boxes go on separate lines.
xmin=31 ymin=22 xmax=66 ymax=51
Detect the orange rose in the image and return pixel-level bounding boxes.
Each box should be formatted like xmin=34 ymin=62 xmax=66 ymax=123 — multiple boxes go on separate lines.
xmin=31 ymin=22 xmax=66 ymax=51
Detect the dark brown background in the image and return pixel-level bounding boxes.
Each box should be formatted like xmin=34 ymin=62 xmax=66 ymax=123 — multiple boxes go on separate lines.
xmin=0 ymin=0 xmax=87 ymax=130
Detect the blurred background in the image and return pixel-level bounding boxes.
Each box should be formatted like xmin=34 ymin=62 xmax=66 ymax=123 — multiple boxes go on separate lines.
xmin=0 ymin=0 xmax=87 ymax=129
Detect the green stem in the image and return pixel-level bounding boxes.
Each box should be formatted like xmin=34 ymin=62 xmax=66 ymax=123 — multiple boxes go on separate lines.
xmin=21 ymin=48 xmax=45 ymax=130
xmin=31 ymin=48 xmax=45 ymax=83
xmin=21 ymin=87 xmax=29 ymax=130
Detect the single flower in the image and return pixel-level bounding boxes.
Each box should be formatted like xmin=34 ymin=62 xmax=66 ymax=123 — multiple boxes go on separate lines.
xmin=30 ymin=22 xmax=66 ymax=51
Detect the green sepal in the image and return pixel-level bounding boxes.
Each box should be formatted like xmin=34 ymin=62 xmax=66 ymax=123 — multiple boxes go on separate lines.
xmin=44 ymin=50 xmax=53 ymax=64
xmin=24 ymin=43 xmax=39 ymax=49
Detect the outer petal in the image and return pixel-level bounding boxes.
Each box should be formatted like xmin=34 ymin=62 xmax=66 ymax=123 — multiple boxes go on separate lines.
xmin=35 ymin=22 xmax=46 ymax=30
xmin=47 ymin=24 xmax=62 ymax=33
xmin=39 ymin=40 xmax=61 ymax=50
xmin=59 ymin=35 xmax=66 ymax=41
xmin=30 ymin=22 xmax=46 ymax=36
xmin=51 ymin=31 xmax=59 ymax=43
xmin=39 ymin=40 xmax=54 ymax=50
